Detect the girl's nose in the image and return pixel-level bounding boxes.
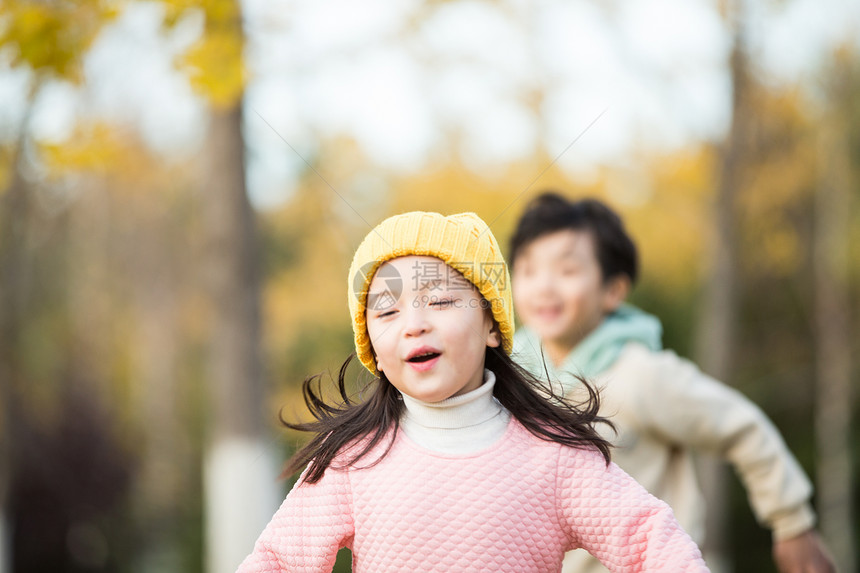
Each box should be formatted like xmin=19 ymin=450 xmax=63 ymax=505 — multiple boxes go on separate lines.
xmin=403 ymin=304 xmax=431 ymax=337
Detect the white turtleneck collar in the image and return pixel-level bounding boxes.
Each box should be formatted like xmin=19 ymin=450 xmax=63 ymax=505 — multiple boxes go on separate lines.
xmin=398 ymin=369 xmax=511 ymax=454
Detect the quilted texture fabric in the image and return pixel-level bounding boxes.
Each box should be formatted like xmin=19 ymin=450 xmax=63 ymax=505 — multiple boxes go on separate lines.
xmin=236 ymin=420 xmax=708 ymax=573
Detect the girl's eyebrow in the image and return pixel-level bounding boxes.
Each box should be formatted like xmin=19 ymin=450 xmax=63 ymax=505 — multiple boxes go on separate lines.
xmin=447 ymin=274 xmax=472 ymax=290
xmin=366 ymin=291 xmax=392 ymax=310
xmin=417 ymin=278 xmax=444 ymax=292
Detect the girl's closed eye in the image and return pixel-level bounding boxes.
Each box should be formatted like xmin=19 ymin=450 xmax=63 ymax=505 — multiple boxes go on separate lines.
xmin=430 ymin=298 xmax=455 ymax=308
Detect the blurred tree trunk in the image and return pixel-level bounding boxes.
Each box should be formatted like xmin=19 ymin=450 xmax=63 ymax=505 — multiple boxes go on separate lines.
xmin=197 ymin=3 xmax=277 ymax=572
xmin=202 ymin=101 xmax=277 ymax=573
xmin=813 ymin=71 xmax=855 ymax=572
xmin=0 ymin=96 xmax=37 ymax=573
xmin=0 ymin=3 xmax=115 ymax=566
xmin=0 ymin=149 xmax=26 ymax=573
xmin=694 ymin=7 xmax=753 ymax=572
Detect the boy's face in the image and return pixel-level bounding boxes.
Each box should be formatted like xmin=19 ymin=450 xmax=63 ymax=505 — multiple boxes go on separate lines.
xmin=512 ymin=229 xmax=623 ymax=350
xmin=365 ymin=256 xmax=501 ymax=403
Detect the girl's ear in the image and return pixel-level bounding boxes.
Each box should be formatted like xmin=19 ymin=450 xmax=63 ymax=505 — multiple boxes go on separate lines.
xmin=486 ymin=322 xmax=502 ymax=348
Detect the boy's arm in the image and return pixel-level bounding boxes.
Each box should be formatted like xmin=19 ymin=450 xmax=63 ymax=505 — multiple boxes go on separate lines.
xmin=556 ymin=446 xmax=708 ymax=572
xmin=236 ymin=465 xmax=354 ymax=573
xmin=632 ymin=349 xmax=832 ymax=570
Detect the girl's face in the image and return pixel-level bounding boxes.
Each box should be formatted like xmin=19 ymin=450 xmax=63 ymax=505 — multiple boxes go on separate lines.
xmin=365 ymin=256 xmax=501 ymax=403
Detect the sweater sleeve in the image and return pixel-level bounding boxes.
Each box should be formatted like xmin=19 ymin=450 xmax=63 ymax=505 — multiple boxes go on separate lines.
xmin=236 ymin=464 xmax=354 ymax=573
xmin=557 ymin=446 xmax=708 ymax=572
xmin=631 ymin=348 xmax=815 ymax=540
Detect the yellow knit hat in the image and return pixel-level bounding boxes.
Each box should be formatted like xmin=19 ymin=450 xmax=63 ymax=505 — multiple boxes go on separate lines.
xmin=348 ymin=211 xmax=514 ymax=374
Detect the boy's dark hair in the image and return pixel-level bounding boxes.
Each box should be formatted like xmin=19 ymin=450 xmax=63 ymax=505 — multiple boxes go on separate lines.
xmin=282 ymin=347 xmax=613 ymax=484
xmin=508 ymin=192 xmax=639 ymax=285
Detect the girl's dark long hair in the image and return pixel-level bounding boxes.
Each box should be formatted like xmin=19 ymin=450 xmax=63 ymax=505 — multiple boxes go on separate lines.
xmin=282 ymin=347 xmax=614 ymax=484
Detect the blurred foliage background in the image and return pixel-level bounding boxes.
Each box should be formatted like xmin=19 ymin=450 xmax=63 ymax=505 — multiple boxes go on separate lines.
xmin=0 ymin=0 xmax=858 ymax=572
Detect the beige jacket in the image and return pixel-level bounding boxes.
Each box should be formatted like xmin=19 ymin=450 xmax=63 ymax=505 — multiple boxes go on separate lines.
xmin=533 ymin=343 xmax=816 ymax=573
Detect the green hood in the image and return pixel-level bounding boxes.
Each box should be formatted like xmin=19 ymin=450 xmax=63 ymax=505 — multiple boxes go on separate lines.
xmin=513 ymin=304 xmax=662 ymax=390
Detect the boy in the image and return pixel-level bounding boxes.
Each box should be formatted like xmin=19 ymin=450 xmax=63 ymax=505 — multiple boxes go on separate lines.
xmin=510 ymin=192 xmax=834 ymax=573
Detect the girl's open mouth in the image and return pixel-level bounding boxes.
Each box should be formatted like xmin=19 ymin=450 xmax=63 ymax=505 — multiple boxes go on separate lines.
xmin=406 ymin=352 xmax=441 ymax=371
xmin=407 ymin=352 xmax=440 ymax=363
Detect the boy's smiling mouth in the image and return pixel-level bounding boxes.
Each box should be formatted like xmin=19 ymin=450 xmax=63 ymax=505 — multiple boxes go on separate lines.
xmin=533 ymin=306 xmax=563 ymax=320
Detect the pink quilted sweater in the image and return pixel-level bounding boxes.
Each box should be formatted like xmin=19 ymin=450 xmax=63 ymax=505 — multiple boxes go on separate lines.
xmin=237 ymin=419 xmax=707 ymax=572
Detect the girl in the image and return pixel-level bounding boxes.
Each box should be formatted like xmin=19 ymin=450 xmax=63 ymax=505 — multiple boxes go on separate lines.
xmin=237 ymin=211 xmax=707 ymax=573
